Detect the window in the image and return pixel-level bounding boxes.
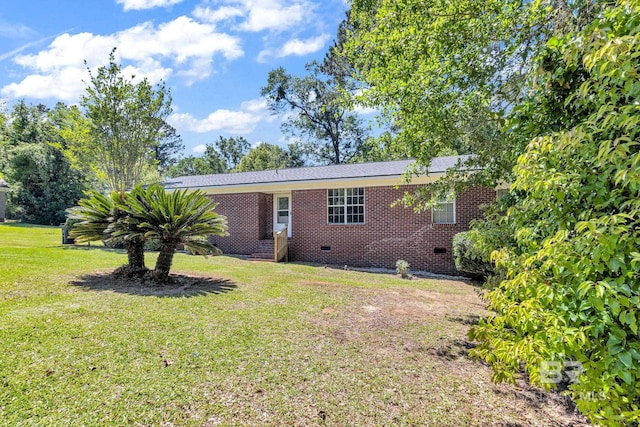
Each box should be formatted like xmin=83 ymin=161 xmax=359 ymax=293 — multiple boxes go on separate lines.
xmin=433 ymin=195 xmax=455 ymax=224
xmin=328 ymin=188 xmax=365 ymax=224
xmin=276 ymin=196 xmax=289 ymax=224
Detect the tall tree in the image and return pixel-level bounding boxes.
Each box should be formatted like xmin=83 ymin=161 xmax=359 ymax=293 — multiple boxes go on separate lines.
xmin=343 ymin=0 xmax=600 ymax=200
xmin=4 ymin=102 xmax=86 ymax=224
xmin=261 ymin=62 xmax=368 ymax=165
xmin=235 ymin=142 xmax=305 ymax=172
xmin=154 ymin=122 xmax=185 ymax=174
xmin=166 ymin=156 xmax=222 ymax=178
xmin=80 ymin=48 xmax=174 ymax=191
xmin=213 ymin=136 xmax=250 ymax=170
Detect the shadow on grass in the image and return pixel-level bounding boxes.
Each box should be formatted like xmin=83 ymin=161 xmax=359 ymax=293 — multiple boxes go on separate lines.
xmin=61 ymin=244 xmax=124 ymax=253
xmin=428 ymin=337 xmax=589 ymax=424
xmin=491 ymin=378 xmax=585 ymax=423
xmin=69 ymin=272 xmax=237 ymax=298
xmin=445 ymin=313 xmax=482 ymax=326
xmin=0 ymin=221 xmax=57 ymax=229
xmin=427 ymin=338 xmax=476 ymax=361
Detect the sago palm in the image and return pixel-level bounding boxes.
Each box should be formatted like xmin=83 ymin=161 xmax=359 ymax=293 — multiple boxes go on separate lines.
xmin=67 ymin=190 xmax=147 ymax=272
xmin=128 ymin=185 xmax=228 ymax=281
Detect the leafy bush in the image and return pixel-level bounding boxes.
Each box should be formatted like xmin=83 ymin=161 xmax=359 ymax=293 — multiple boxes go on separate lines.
xmin=61 ymin=217 xmax=81 ymax=233
xmin=395 ymin=260 xmax=410 ymax=278
xmin=469 ymin=3 xmax=640 ymax=425
xmin=452 ymin=231 xmax=492 ymax=279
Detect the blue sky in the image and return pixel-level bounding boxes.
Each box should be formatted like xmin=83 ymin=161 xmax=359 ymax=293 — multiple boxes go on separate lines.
xmin=0 ymin=0 xmax=349 ymax=155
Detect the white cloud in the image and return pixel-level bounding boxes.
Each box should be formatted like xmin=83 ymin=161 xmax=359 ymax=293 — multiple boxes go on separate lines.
xmin=192 ymin=144 xmax=207 ymax=154
xmin=279 ymin=34 xmax=329 ymax=56
xmin=1 ymin=68 xmax=87 ymax=101
xmin=353 ymin=105 xmax=377 ymax=115
xmin=0 ymin=19 xmax=37 ymax=39
xmin=1 ymin=17 xmax=243 ymax=102
xmin=239 ymin=0 xmax=307 ymax=32
xmin=193 ymin=0 xmax=314 ymax=32
xmin=168 ymin=98 xmax=270 ymax=135
xmin=192 ymin=5 xmax=244 ymax=24
xmin=116 ymin=0 xmax=184 ymax=11
xmin=258 ymin=33 xmax=329 ymax=62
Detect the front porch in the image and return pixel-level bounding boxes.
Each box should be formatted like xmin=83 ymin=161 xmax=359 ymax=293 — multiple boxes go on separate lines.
xmin=207 ymin=191 xmax=290 ymax=262
xmin=247 ymin=227 xmax=289 ymax=262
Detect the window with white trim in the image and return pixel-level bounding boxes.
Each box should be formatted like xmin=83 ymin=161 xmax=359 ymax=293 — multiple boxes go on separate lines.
xmin=432 ymin=195 xmax=455 ymax=224
xmin=328 ymin=188 xmax=365 ymax=224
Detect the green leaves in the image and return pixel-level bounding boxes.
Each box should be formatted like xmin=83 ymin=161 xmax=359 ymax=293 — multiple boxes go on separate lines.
xmin=80 ymin=48 xmax=175 ymax=191
xmin=468 ymin=1 xmax=640 ymax=425
xmin=261 ymin=62 xmax=368 ymax=165
xmin=125 ymin=185 xmax=228 ymax=281
xmin=67 ymin=185 xmax=228 ymax=281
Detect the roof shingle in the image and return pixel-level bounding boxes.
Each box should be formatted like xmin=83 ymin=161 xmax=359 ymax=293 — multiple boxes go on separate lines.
xmin=163 ymin=155 xmax=471 ymax=190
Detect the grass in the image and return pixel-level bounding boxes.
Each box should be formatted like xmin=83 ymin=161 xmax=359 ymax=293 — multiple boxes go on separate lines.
xmin=0 ymin=223 xmax=590 ymax=426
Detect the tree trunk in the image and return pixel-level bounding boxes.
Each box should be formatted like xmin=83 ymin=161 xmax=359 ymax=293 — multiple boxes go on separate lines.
xmin=153 ymin=242 xmax=176 ymax=282
xmin=126 ymin=240 xmax=146 ymax=271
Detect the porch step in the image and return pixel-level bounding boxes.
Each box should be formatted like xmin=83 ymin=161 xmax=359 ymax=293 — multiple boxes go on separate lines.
xmin=248 ymin=239 xmax=274 ymax=261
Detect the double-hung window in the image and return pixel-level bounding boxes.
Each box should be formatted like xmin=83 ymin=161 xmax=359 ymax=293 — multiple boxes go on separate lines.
xmin=432 ymin=194 xmax=455 ymax=224
xmin=328 ymin=188 xmax=365 ymax=224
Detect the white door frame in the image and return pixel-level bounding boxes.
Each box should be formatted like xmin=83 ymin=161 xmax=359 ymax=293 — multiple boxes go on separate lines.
xmin=273 ymin=193 xmax=291 ymax=238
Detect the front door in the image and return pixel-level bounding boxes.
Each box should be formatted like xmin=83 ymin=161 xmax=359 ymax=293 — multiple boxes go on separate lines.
xmin=273 ymin=194 xmax=291 ymax=237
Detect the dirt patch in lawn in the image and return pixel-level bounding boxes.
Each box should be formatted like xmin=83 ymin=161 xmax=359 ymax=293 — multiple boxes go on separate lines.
xmin=69 ymin=271 xmax=237 ymax=298
xmin=303 ymin=278 xmax=592 ymax=427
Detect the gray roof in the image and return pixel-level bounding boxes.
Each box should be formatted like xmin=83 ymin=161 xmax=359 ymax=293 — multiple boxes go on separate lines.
xmin=163 ymin=155 xmax=472 ymax=190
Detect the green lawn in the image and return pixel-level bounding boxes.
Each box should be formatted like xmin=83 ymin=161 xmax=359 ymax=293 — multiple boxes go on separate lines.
xmin=0 ymin=223 xmax=589 ymax=426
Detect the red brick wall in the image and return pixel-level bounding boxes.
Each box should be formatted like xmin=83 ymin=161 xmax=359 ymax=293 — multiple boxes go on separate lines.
xmin=258 ymin=193 xmax=273 ymax=240
xmin=208 ymin=193 xmax=268 ymax=254
xmin=206 ymin=186 xmax=495 ymax=274
xmin=290 ymin=186 xmax=495 ymax=274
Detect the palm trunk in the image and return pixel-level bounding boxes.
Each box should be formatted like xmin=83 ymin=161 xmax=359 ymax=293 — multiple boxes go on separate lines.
xmin=126 ymin=240 xmax=146 ymax=271
xmin=153 ymin=242 xmax=176 ymax=281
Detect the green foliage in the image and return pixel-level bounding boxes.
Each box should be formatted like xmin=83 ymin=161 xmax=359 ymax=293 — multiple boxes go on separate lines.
xmin=167 ymin=136 xmax=260 ymax=177
xmin=452 ymin=231 xmax=492 ymax=279
xmin=212 ymin=136 xmax=250 ymax=170
xmin=126 ymin=185 xmax=228 ymax=281
xmin=165 ymin=155 xmax=224 ymax=177
xmin=6 ymin=144 xmax=85 ymax=225
xmin=235 ymin=142 xmax=305 ymax=172
xmin=343 ymin=0 xmax=600 ymax=202
xmin=261 ymin=62 xmax=368 ymax=165
xmin=70 ymin=185 xmax=228 ymax=281
xmin=469 ymin=3 xmax=640 ymax=425
xmin=79 ymin=48 xmax=175 ymax=191
xmin=3 ymin=102 xmax=87 ymax=225
xmin=67 ymin=189 xmax=147 ymax=271
xmin=395 ymin=260 xmax=410 ymax=279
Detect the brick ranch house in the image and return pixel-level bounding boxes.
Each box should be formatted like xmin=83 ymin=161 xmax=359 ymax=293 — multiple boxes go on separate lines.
xmin=164 ymin=155 xmax=496 ymax=275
